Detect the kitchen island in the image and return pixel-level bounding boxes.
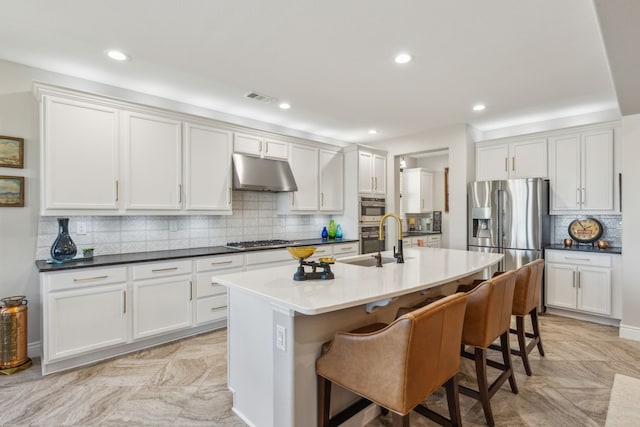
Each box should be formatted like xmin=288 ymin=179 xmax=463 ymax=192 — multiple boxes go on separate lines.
xmin=213 ymin=247 xmax=503 ymax=427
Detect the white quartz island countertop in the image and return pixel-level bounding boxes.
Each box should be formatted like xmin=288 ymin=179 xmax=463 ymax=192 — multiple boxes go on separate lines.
xmin=212 ymin=247 xmax=503 ymax=315
xmin=214 ymin=247 xmax=503 ymax=427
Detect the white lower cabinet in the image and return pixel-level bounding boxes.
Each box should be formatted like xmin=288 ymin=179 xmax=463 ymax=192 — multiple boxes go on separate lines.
xmin=131 ymin=260 xmax=193 ymax=339
xmin=545 ymin=250 xmax=619 ymax=319
xmin=195 ymin=254 xmax=243 ymax=325
xmin=43 ymin=266 xmax=128 ymax=362
xmin=245 ymin=248 xmax=293 ymax=271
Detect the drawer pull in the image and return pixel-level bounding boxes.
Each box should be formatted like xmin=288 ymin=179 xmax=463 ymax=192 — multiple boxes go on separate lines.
xmin=152 ymin=267 xmax=179 ymax=272
xmin=564 ymin=257 xmax=590 ymax=262
xmin=339 ymin=247 xmax=354 ymax=251
xmin=211 ymin=260 xmax=233 ymax=265
xmin=73 ymin=275 xmax=108 ymax=282
xmin=211 ymin=307 xmax=225 ymax=311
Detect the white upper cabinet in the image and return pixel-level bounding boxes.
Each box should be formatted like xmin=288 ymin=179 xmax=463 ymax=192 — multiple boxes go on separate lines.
xmin=476 ymin=138 xmax=547 ymax=181
xmin=403 ymin=168 xmax=433 ymax=213
xmin=289 ymin=143 xmax=319 ymax=211
xmin=358 ymin=150 xmax=386 ymax=195
xmin=123 ymin=111 xmax=183 ymax=210
xmin=549 ymin=128 xmax=614 ymax=213
xmin=234 ymin=132 xmax=287 ymax=159
xmin=41 ymin=95 xmax=120 ymax=212
xmin=319 ymin=149 xmax=344 ymax=211
xmin=184 ymin=123 xmax=232 ymax=211
xmin=278 ymin=145 xmax=344 ymax=214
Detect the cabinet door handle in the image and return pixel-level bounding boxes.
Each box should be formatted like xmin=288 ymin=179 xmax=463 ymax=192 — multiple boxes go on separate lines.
xmin=115 ymin=180 xmax=119 ymax=202
xmin=212 ymin=260 xmax=233 ymax=266
xmin=581 ymin=188 xmax=585 ymax=206
xmin=151 ymin=267 xmax=178 ymax=272
xmin=371 ymin=177 xmax=374 ymax=191
xmin=259 ymin=141 xmax=263 ymax=152
xmin=576 ymin=188 xmax=581 ymax=205
xmin=178 ymin=184 xmax=182 ymax=203
xmin=505 ymin=157 xmax=508 ymax=172
xmin=512 ymin=157 xmax=515 ymax=172
xmin=211 ymin=281 xmax=222 ymax=286
xmin=265 ymin=142 xmax=268 ymax=153
xmin=576 ymin=272 xmax=581 ymax=289
xmin=73 ymin=275 xmax=108 ymax=282
xmin=321 ymin=192 xmax=324 ymax=206
xmin=228 ymin=188 xmax=231 ymax=205
xmin=189 ymin=280 xmax=193 ymax=301
xmin=123 ymin=290 xmax=127 ymax=314
xmin=572 ymin=271 xmax=576 ymax=288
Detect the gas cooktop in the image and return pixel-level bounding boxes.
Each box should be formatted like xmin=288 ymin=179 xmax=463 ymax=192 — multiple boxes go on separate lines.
xmin=226 ymin=239 xmax=299 ymax=250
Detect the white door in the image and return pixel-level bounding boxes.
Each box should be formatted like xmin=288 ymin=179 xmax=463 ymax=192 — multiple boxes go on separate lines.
xmin=577 ymin=266 xmax=612 ymax=315
xmin=184 ymin=123 xmax=232 ymax=211
xmin=289 ymin=144 xmax=318 ymax=210
xmin=476 ymin=143 xmax=509 ymax=181
xmin=43 ymin=96 xmax=120 ymax=210
xmin=319 ymin=149 xmax=344 ymax=211
xmin=510 ymin=138 xmax=548 ymax=179
xmin=420 ymin=170 xmax=434 ymax=212
xmin=47 ymin=283 xmax=127 ymax=361
xmin=132 ymin=276 xmax=192 ymax=339
xmin=549 ymin=133 xmax=581 ymax=212
xmin=581 ymin=130 xmax=614 ymax=211
xmin=372 ymin=154 xmax=386 ymax=195
xmin=545 ymin=263 xmax=577 ymax=309
xmin=358 ymin=151 xmax=373 ymax=193
xmin=124 ymin=112 xmax=182 ymax=210
xmin=263 ymin=138 xmax=288 ymax=159
xmin=233 ymin=133 xmax=263 ymax=156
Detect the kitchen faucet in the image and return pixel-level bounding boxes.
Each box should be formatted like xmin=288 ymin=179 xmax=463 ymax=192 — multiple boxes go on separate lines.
xmin=376 ymin=213 xmax=404 ymax=266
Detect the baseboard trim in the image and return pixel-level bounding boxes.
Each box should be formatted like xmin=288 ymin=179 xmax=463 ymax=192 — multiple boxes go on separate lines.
xmin=619 ymin=323 xmax=640 ymax=342
xmin=545 ymin=307 xmax=621 ymax=327
xmin=28 ymin=341 xmax=41 ymax=359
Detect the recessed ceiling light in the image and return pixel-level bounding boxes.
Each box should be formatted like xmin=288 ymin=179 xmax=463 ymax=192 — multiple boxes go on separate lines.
xmin=394 ymin=53 xmax=413 ymax=64
xmin=105 ymin=49 xmax=129 ymax=61
xmin=473 ymin=104 xmax=486 ymax=111
xmin=368 ymin=129 xmax=378 ymax=135
xmin=279 ymin=102 xmax=291 ymax=110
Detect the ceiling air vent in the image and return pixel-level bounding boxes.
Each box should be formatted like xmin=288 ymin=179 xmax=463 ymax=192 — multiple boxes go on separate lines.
xmin=245 ymin=91 xmax=276 ymax=104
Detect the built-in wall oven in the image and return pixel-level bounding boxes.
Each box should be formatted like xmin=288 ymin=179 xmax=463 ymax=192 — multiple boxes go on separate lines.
xmin=359 ymin=197 xmax=386 ymax=254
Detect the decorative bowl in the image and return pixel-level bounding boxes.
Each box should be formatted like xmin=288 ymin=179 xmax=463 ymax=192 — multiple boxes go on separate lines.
xmin=287 ymin=247 xmax=316 ymax=260
xmin=319 ymin=257 xmax=336 ymax=264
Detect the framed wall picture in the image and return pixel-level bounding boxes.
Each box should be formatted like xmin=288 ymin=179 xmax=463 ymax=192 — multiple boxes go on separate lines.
xmin=0 ymin=135 xmax=24 ymax=168
xmin=0 ymin=175 xmax=25 ymax=207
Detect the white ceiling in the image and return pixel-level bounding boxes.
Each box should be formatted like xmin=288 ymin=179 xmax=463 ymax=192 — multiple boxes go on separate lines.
xmin=0 ymin=0 xmax=622 ymax=144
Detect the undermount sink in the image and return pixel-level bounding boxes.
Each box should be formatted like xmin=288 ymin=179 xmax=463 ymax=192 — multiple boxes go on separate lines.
xmin=338 ymin=255 xmax=412 ymax=267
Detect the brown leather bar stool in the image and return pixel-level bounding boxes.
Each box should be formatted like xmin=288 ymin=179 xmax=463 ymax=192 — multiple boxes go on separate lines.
xmin=459 ymin=271 xmax=518 ymax=427
xmin=509 ymin=259 xmax=545 ymax=376
xmin=316 ymin=293 xmax=468 ymax=427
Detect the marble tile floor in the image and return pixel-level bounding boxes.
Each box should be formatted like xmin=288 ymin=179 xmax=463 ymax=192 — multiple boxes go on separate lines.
xmin=1 ymin=314 xmax=639 ymax=426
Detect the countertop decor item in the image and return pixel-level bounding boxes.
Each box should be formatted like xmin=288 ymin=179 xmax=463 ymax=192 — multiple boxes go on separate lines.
xmin=568 ymin=217 xmax=603 ymax=244
xmin=327 ymin=219 xmax=337 ymax=239
xmin=50 ymin=218 xmax=77 ymax=262
xmin=321 ymin=226 xmax=328 ymax=240
xmin=563 ymin=239 xmax=573 ymax=247
xmin=335 ymin=224 xmax=343 ymax=240
xmin=82 ymin=248 xmax=94 ymax=258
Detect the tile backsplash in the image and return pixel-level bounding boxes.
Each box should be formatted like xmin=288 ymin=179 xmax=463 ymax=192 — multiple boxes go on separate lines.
xmin=35 ymin=192 xmax=334 ymax=260
xmin=551 ymin=215 xmax=622 ymax=247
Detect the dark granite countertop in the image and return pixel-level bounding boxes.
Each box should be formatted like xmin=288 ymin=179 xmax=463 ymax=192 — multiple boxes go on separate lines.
xmin=403 ymin=231 xmax=442 ymax=237
xmin=35 ymin=238 xmax=359 ymax=272
xmin=544 ymin=244 xmax=622 ymax=255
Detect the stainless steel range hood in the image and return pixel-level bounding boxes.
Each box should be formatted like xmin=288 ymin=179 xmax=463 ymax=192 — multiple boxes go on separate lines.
xmin=232 ymin=153 xmax=298 ymax=192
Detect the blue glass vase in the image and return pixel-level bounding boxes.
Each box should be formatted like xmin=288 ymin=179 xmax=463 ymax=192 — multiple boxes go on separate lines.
xmin=321 ymin=226 xmax=328 ymax=240
xmin=50 ymin=218 xmax=77 ymax=262
xmin=336 ymin=224 xmax=343 ymax=240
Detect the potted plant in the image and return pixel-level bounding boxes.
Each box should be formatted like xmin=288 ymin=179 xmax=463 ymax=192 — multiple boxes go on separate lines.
xmin=82 ymin=248 xmax=94 ymax=259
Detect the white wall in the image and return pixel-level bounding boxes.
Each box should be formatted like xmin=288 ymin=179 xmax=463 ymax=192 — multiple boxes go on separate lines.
xmin=620 ymin=114 xmax=640 ymax=339
xmin=368 ymin=124 xmax=474 ymax=250
xmin=0 ymin=61 xmax=41 ymax=344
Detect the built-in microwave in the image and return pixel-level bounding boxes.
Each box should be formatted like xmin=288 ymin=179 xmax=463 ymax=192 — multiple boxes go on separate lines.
xmin=359 ymin=197 xmax=386 ymax=222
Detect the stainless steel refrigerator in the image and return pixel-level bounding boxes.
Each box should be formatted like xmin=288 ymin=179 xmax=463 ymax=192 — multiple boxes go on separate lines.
xmin=468 ymin=178 xmax=550 ymax=277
